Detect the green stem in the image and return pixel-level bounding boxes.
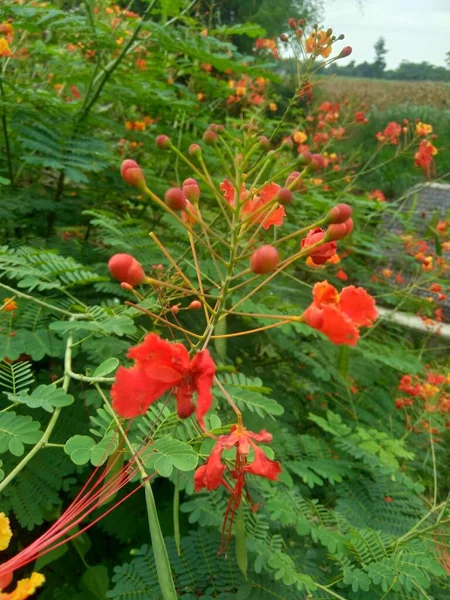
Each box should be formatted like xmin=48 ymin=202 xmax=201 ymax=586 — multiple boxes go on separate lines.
xmin=145 ymin=484 xmax=178 ymax=600
xmin=0 ymin=79 xmax=13 ymax=183
xmin=95 ymin=384 xmax=177 ymax=598
xmin=0 ymin=329 xmax=75 ymax=494
xmin=0 ymin=283 xmax=75 ymax=317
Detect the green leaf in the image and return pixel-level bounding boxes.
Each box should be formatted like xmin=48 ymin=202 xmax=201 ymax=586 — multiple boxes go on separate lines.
xmin=82 ymin=566 xmax=109 ymax=599
xmin=8 ymin=384 xmax=74 ymax=413
xmin=143 ymin=435 xmax=198 ymax=477
xmin=92 ymin=358 xmax=120 ymax=378
xmin=64 ymin=431 xmax=118 ymax=466
xmin=0 ymin=412 xmax=42 ymax=456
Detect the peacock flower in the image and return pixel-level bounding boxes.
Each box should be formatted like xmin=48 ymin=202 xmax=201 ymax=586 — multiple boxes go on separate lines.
xmin=220 ymin=179 xmax=285 ymax=230
xmin=111 ymin=333 xmax=216 ymax=428
xmin=195 ymin=419 xmax=281 ymax=552
xmin=305 ymin=30 xmax=332 ymax=58
xmin=304 ymin=281 xmax=378 ymax=346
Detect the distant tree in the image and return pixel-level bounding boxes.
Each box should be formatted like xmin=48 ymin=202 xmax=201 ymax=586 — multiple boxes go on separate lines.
xmin=372 ymin=36 xmax=388 ymax=78
xmin=446 ymin=51 xmax=450 ymax=70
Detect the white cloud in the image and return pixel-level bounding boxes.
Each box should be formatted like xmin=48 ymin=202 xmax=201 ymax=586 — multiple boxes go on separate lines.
xmin=321 ymin=0 xmax=450 ymax=68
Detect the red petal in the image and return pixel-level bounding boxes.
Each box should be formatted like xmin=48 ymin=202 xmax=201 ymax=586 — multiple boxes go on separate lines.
xmin=111 ymin=366 xmax=162 ymax=418
xmin=175 ymin=384 xmax=196 ymax=419
xmin=128 ymin=334 xmax=189 ymax=382
xmin=304 ymin=304 xmax=324 ymax=330
xmin=195 ymin=442 xmax=226 ymax=490
xmin=339 ymin=286 xmax=378 ymax=327
xmin=248 ymin=429 xmax=273 ymax=444
xmin=259 ymin=182 xmax=280 ymax=203
xmin=245 ymin=445 xmax=281 ymax=480
xmin=261 ymin=205 xmax=285 ymax=229
xmin=319 ymin=305 xmax=359 ymax=346
xmin=219 ymin=179 xmax=236 ymax=206
xmin=191 ymin=350 xmax=216 ymax=428
xmin=312 ymin=280 xmax=339 ymax=307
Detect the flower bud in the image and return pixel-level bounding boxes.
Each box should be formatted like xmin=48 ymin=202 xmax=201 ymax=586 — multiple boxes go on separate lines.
xmin=165 ymin=187 xmax=187 ymax=211
xmin=298 ymin=150 xmax=312 ymax=165
xmin=208 ymin=123 xmax=224 ymax=133
xmin=276 ymin=188 xmax=293 ymax=205
xmin=155 ymin=134 xmax=171 ymax=149
xmin=285 ymin=171 xmax=303 ymax=191
xmin=120 ymin=282 xmax=134 ymax=290
xmin=296 ymin=29 xmax=303 ymax=38
xmin=120 ymin=159 xmax=145 ymax=188
xmin=310 ymin=153 xmax=325 ymax=171
xmin=339 ymin=46 xmax=352 ymax=58
xmin=280 ymin=33 xmax=289 ymax=42
xmin=189 ymin=300 xmax=202 ymax=310
xmin=258 ymin=135 xmax=271 ymax=151
xmin=337 ymin=34 xmax=345 ymax=40
xmin=250 ymin=245 xmax=280 ymax=274
xmin=188 ymin=143 xmax=201 ymax=157
xmin=325 ymin=218 xmax=353 ymax=241
xmin=281 ymin=136 xmax=294 ymax=150
xmin=326 ymin=203 xmax=352 ymax=224
xmin=288 ymin=18 xmax=297 ymax=29
xmin=298 ymin=18 xmax=305 ymax=25
xmin=108 ymin=253 xmax=145 ymax=286
xmin=203 ymin=129 xmax=218 ymax=145
xmin=170 ymin=304 xmax=180 ymax=315
xmin=182 ymin=178 xmax=200 ymax=204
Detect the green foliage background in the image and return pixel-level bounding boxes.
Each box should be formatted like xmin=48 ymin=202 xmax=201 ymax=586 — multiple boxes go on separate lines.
xmin=0 ymin=1 xmax=449 ymax=599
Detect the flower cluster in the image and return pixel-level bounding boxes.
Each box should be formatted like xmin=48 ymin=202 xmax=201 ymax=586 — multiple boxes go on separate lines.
xmin=396 ymin=370 xmax=450 ymax=435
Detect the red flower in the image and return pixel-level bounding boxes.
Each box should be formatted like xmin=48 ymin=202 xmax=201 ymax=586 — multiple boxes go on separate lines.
xmin=220 ymin=179 xmax=285 ymax=229
xmin=111 ymin=334 xmax=215 ymax=427
xmin=376 ymin=121 xmax=402 ymax=145
xmin=414 ymin=139 xmax=438 ymax=178
xmin=195 ymin=421 xmax=281 ymax=552
xmin=301 ymin=228 xmax=337 ymax=265
xmin=304 ymin=281 xmax=378 ymax=346
xmin=195 ymin=425 xmax=281 ymax=491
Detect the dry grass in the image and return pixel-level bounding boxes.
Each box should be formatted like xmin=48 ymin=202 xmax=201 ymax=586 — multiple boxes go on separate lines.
xmin=318 ymin=76 xmax=450 ymax=110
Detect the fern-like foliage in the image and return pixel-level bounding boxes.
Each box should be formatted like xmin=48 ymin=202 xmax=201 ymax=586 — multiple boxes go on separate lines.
xmin=107 ymin=530 xmax=303 ymax=600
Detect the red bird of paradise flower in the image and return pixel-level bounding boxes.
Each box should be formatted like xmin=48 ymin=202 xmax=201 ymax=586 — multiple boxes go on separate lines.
xmin=195 ymin=419 xmax=281 ymax=552
xmin=111 ymin=334 xmax=215 ymax=428
xmin=304 ymin=281 xmax=378 ymax=346
xmin=220 ymin=179 xmax=285 ymax=229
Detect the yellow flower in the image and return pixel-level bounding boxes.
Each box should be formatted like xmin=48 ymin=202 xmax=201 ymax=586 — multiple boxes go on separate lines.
xmin=0 ymin=38 xmax=12 ymax=57
xmin=0 ymin=572 xmax=45 ymax=599
xmin=293 ymin=130 xmax=307 ymax=143
xmin=415 ymin=121 xmax=433 ymax=136
xmin=269 ymin=102 xmax=277 ymax=111
xmin=0 ymin=514 xmax=12 ymax=551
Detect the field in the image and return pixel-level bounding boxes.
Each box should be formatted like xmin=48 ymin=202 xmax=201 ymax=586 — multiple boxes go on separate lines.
xmin=320 ymin=75 xmax=450 ymax=109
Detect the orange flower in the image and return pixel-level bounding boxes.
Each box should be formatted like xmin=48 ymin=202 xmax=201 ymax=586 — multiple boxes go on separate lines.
xmin=414 ymin=139 xmax=438 ymax=178
xmin=269 ymin=102 xmax=277 ymax=111
xmin=368 ymin=189 xmax=385 ymax=202
xmin=293 ymin=130 xmax=307 ymax=143
xmin=0 ymin=572 xmax=45 ymax=599
xmin=376 ymin=121 xmax=402 ymax=145
xmin=415 ymin=121 xmax=432 ymax=136
xmin=305 ymin=30 xmax=332 ymax=58
xmin=2 ymin=298 xmax=17 ymax=312
xmin=220 ymin=179 xmax=285 ymax=230
xmin=0 ymin=38 xmax=12 ymax=57
xmin=304 ymin=281 xmax=378 ymax=346
xmin=0 ymin=23 xmax=14 ymax=44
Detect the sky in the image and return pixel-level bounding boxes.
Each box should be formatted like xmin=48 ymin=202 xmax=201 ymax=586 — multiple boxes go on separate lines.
xmin=321 ymin=0 xmax=450 ymax=69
